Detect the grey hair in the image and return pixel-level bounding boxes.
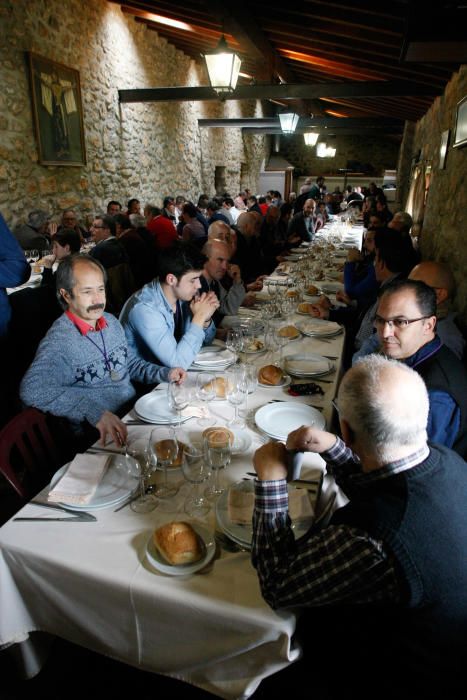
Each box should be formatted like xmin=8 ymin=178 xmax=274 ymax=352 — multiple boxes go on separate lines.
xmin=129 ymin=213 xmax=146 ymax=228
xmin=202 ymin=237 xmax=230 ymax=258
xmin=338 ymin=355 xmax=429 ymax=461
xmin=28 ymin=209 xmax=49 ymax=229
xmin=56 ymin=253 xmax=107 ymax=310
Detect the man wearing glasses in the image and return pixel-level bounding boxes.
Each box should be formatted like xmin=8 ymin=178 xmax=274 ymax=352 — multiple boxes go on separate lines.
xmin=357 ymin=278 xmax=467 ymax=456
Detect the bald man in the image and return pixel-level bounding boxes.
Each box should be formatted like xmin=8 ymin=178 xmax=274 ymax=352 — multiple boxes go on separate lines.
xmin=252 ymin=355 xmax=467 ymax=697
xmin=200 ymin=238 xmax=246 ymax=323
xmin=409 ymin=261 xmax=464 ymax=359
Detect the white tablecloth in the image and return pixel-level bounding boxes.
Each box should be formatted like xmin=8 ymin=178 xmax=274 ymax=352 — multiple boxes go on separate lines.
xmin=0 ymin=249 xmax=350 ymax=698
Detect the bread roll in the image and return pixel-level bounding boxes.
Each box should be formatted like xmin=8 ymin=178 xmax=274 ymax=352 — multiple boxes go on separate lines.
xmin=203 ymin=376 xmax=232 ymax=398
xmin=306 ymin=285 xmax=319 ymax=295
xmin=153 ymin=521 xmax=203 ymax=566
xmin=287 ymin=289 xmax=299 ymax=299
xmin=258 ymin=364 xmax=284 ymax=386
xmin=278 ymin=325 xmax=300 ymax=339
xmin=203 ymin=427 xmax=234 ymax=447
xmin=298 ymin=302 xmax=313 ymax=314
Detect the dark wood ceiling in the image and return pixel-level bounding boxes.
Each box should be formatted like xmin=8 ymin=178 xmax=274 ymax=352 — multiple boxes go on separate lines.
xmin=109 ymin=0 xmax=466 ymax=132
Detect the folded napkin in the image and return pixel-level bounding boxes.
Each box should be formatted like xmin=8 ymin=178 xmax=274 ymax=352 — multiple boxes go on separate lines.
xmin=228 ymin=485 xmax=314 ymax=525
xmin=48 ymin=453 xmax=109 ymax=505
xmin=300 ymin=320 xmax=340 ymax=334
xmin=286 ymin=358 xmax=330 ymax=373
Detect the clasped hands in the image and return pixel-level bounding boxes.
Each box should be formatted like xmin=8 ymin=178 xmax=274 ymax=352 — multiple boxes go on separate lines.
xmin=252 ymin=426 xmax=336 ymax=481
xmin=190 ymin=290 xmax=219 ymax=324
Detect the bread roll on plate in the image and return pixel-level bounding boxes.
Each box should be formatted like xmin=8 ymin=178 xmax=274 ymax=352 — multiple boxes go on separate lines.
xmin=153 ymin=521 xmax=203 ymax=566
xmin=203 ymin=376 xmax=232 ymax=398
xmin=278 ymin=325 xmax=300 ymax=339
xmin=202 ymin=426 xmax=234 ymax=447
xmin=258 ymin=364 xmax=284 ymax=386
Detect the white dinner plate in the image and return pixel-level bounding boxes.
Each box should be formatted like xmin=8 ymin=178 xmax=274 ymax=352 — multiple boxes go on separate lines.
xmin=285 ymin=353 xmax=334 ymax=378
xmin=333 ymin=250 xmax=348 ymax=258
xmin=49 ymin=455 xmax=137 ymax=511
xmin=193 ymin=347 xmax=235 ymax=366
xmin=134 ymin=391 xmax=190 ymax=424
xmin=319 ymin=281 xmax=344 ymax=294
xmin=216 ymin=480 xmax=315 ymax=549
xmin=295 ymin=320 xmax=343 ymax=338
xmin=145 ymin=522 xmax=215 ymax=576
xmin=254 ymin=401 xmax=325 ymax=441
xmin=257 ymin=374 xmax=291 ymax=390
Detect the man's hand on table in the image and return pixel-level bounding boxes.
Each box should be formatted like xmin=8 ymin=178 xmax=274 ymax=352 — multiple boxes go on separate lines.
xmin=286 ymin=426 xmax=337 ymax=454
xmin=168 ymin=367 xmax=187 ymax=384
xmin=95 ymin=410 xmax=128 ymax=446
xmin=253 ymin=442 xmax=288 ymax=481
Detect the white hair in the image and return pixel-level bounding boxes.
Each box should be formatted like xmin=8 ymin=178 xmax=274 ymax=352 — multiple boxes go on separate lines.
xmin=338 ymin=355 xmax=429 ymax=462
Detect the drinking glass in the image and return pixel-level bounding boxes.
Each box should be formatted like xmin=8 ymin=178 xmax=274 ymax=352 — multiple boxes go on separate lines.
xmin=195 ymin=372 xmax=216 ymax=427
xmin=149 ymin=426 xmax=179 ymax=498
xmin=225 ymin=328 xmax=244 ymax=363
xmin=168 ymin=381 xmax=190 ymax=427
xmin=225 ymin=368 xmax=245 ymax=428
xmin=125 ymin=436 xmax=157 ymax=513
xmin=240 ymin=364 xmax=258 ymax=417
xmin=178 ymin=429 xmax=212 ymax=517
xmin=204 ymin=431 xmax=232 ymax=500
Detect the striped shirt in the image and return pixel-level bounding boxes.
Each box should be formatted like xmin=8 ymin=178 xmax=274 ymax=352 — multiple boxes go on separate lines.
xmin=252 ymin=438 xmax=430 ymax=610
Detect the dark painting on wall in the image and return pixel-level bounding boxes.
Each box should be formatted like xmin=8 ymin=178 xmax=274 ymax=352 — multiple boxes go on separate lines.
xmin=453 ymin=96 xmax=467 ymax=149
xmin=27 ymin=52 xmax=86 ymax=166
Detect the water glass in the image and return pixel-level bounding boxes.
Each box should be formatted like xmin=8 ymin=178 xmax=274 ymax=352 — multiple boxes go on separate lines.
xmin=125 ymin=436 xmax=157 ymax=513
xmin=225 ymin=368 xmax=245 ymax=428
xmin=168 ymin=381 xmax=190 ymax=427
xmin=149 ymin=426 xmax=179 ymax=498
xmin=178 ymin=430 xmax=212 ymax=517
xmin=195 ymin=372 xmax=216 ymax=427
xmin=204 ymin=432 xmax=232 ymax=500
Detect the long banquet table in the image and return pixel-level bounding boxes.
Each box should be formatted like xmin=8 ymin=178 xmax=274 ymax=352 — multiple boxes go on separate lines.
xmin=0 ymin=224 xmax=363 ymax=699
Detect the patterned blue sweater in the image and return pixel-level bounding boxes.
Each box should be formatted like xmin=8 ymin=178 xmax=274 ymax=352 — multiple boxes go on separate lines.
xmin=20 ymin=312 xmax=170 ymax=429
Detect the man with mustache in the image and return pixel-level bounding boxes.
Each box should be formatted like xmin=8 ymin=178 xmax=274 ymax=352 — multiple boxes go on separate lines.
xmin=20 ymin=254 xmax=185 ymax=447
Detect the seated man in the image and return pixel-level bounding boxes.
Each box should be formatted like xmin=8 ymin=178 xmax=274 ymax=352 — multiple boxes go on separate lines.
xmin=20 ymin=255 xmax=185 ymax=446
xmin=200 ymin=238 xmax=246 ymax=325
xmin=120 ymin=241 xmax=219 ymax=370
xmin=354 ymin=279 xmax=467 ymax=456
xmin=252 ymin=356 xmax=467 ymax=696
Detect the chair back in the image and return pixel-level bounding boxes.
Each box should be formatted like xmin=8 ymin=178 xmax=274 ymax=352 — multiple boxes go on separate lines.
xmin=0 ymin=408 xmax=62 ymax=500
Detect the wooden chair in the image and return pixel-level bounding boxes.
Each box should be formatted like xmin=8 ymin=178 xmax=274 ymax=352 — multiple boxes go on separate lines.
xmin=0 ymin=408 xmax=63 ymax=501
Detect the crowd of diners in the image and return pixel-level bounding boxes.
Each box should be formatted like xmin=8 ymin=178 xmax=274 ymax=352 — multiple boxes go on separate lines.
xmin=0 ymin=174 xmax=465 ymax=696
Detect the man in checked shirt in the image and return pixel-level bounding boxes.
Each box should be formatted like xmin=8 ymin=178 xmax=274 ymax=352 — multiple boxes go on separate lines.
xmin=252 ymin=355 xmax=466 ymax=698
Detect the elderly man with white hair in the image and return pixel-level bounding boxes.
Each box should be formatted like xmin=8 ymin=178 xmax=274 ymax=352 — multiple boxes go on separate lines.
xmin=252 ymin=355 xmax=467 ymax=696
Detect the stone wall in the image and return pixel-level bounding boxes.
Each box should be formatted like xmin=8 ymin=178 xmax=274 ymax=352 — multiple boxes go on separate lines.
xmin=397 ymin=65 xmax=467 ymax=329
xmin=279 ymin=132 xmax=400 ymax=185
xmin=0 ymin=0 xmax=269 ymax=227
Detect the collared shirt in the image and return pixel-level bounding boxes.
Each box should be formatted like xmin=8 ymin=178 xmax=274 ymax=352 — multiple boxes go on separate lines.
xmin=252 ymin=437 xmax=430 ymax=611
xmin=65 ymin=309 xmax=108 ymax=335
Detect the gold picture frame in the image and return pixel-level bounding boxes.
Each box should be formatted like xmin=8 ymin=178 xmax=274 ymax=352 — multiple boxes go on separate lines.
xmin=27 ymin=51 xmax=86 ymax=166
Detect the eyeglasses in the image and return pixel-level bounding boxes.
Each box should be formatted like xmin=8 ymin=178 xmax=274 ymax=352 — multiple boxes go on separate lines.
xmin=373 ymin=315 xmax=429 ymax=330
xmin=91 ymin=224 xmax=105 ymax=229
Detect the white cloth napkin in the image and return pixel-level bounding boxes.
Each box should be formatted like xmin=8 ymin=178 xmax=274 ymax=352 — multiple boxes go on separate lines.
xmin=228 ymin=486 xmax=314 ymax=525
xmin=48 ymin=453 xmax=109 ymax=505
xmin=286 ymin=358 xmax=330 ymax=374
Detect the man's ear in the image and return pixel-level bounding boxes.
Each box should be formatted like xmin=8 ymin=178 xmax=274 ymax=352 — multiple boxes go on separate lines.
xmin=340 ymin=418 xmax=355 ymax=448
xmin=435 ymin=287 xmax=449 ymax=305
xmin=166 ymin=273 xmax=177 ymax=287
xmin=59 ymin=288 xmax=70 ymax=305
xmin=424 ymin=315 xmax=438 ymax=335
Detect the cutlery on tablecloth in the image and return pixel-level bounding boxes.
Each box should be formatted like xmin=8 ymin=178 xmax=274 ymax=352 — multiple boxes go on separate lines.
xmin=30 ymin=500 xmax=97 ymax=521
xmin=86 ymin=446 xmax=125 ymax=455
xmin=14 ymin=516 xmax=95 ymax=523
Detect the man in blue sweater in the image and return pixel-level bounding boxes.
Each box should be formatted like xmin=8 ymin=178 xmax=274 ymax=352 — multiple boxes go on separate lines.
xmin=252 ymin=355 xmax=467 ymax=697
xmin=20 ymin=255 xmax=185 ymax=446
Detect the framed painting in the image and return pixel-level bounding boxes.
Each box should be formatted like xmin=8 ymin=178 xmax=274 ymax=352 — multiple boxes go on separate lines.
xmin=27 ymin=52 xmax=86 ymax=166
xmin=453 ymin=95 xmax=467 ymax=149
xmin=439 ymin=129 xmax=449 ymax=169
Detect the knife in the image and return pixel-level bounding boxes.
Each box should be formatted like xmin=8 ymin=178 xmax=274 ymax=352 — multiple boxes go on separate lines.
xmin=30 ymin=500 xmax=96 ymax=520
xmin=13 ymin=517 xmax=95 ymax=522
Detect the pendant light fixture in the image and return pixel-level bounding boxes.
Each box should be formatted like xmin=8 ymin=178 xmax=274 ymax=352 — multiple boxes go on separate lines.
xmin=204 ymin=35 xmax=241 ymax=97
xmin=279 ymin=111 xmax=299 ymax=134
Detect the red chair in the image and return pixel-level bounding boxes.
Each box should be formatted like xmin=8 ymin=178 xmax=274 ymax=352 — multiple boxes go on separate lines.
xmin=0 ymin=408 xmax=63 ymax=500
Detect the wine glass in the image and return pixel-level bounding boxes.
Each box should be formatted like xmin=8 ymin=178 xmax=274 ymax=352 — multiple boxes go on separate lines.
xmin=125 ymin=435 xmax=157 ymax=513
xmin=225 ymin=368 xmax=245 ymax=428
xmin=168 ymin=381 xmax=190 ymax=427
xmin=240 ymin=364 xmax=257 ymax=418
xmin=195 ymin=372 xmax=216 ymax=427
xmin=225 ymin=328 xmax=244 ymax=363
xmin=178 ymin=429 xmax=212 ymax=517
xmin=149 ymin=426 xmax=179 ymax=499
xmin=204 ymin=430 xmax=232 ymax=500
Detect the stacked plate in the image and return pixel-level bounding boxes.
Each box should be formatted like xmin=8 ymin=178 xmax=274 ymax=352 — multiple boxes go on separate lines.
xmin=254 ymin=401 xmax=325 ymax=441
xmin=284 ymin=353 xmax=334 ymax=379
xmin=295 ymin=319 xmax=343 ymax=338
xmin=49 ymin=455 xmax=137 ymax=511
xmin=318 ymin=281 xmax=344 ymax=295
xmin=191 ymin=345 xmax=235 ymax=372
xmin=216 ymin=480 xmax=315 ymax=549
xmin=134 ymin=390 xmax=190 ymax=424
